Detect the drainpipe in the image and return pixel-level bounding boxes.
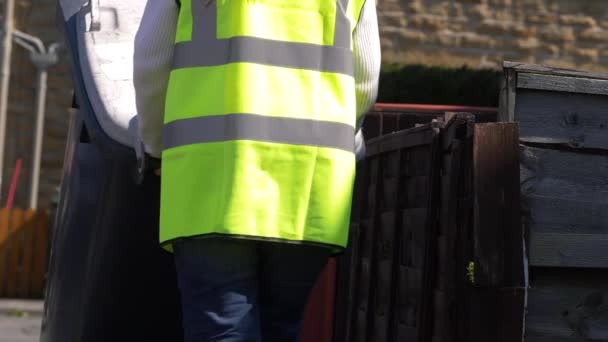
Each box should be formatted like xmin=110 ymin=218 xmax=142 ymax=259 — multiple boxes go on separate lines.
xmin=0 ymin=0 xmax=16 ymax=200
xmin=13 ymin=30 xmax=59 ymax=209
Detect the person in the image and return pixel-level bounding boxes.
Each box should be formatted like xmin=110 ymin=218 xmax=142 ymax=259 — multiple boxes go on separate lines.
xmin=133 ymin=0 xmax=380 ymax=340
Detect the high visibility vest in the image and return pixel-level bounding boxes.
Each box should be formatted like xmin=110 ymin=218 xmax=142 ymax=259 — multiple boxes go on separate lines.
xmin=160 ymin=0 xmax=367 ymax=252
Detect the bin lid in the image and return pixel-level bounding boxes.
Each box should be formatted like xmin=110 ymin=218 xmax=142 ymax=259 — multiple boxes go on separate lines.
xmin=61 ymin=0 xmax=146 ymax=148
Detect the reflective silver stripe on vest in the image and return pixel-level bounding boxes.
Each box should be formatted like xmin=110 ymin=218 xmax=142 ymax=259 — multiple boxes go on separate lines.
xmin=163 ymin=114 xmax=355 ymax=153
xmin=172 ymin=1 xmax=353 ymax=75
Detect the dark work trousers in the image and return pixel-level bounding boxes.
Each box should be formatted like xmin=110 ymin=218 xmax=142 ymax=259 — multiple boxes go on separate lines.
xmin=173 ymin=238 xmax=330 ymax=342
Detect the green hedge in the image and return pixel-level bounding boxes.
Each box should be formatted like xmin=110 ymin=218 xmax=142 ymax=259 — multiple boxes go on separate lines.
xmin=377 ymin=64 xmax=502 ymax=107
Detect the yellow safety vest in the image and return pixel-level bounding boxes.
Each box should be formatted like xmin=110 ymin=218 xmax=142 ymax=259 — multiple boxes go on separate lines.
xmin=160 ymin=0 xmax=367 ymax=252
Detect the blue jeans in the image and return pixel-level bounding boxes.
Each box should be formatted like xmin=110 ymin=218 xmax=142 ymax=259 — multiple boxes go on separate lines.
xmin=173 ymin=238 xmax=330 ymax=342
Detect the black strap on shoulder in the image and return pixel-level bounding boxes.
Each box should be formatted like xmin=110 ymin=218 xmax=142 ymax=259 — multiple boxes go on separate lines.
xmin=175 ymin=0 xmax=181 ymax=8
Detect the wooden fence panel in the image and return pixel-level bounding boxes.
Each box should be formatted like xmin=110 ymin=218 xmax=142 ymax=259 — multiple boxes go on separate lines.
xmin=17 ymin=210 xmax=36 ymax=297
xmin=31 ymin=210 xmax=49 ymax=298
xmin=0 ymin=208 xmax=9 ymax=294
xmin=5 ymin=208 xmax=24 ymax=297
xmin=0 ymin=208 xmax=49 ymax=298
xmin=500 ymin=62 xmax=608 ymax=342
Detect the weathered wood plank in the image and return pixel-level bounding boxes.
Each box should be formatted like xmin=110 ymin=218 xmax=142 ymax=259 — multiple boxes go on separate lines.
xmin=526 ymin=268 xmax=608 ymax=341
xmin=517 ymin=73 xmax=608 ymax=96
xmin=5 ymin=209 xmax=24 ymax=297
xmin=473 ymin=123 xmax=525 ymax=342
xmin=520 ymin=146 xmax=608 ymax=203
xmin=30 ymin=211 xmax=49 ymax=298
xmin=0 ymin=208 xmax=10 ymax=296
xmin=17 ymin=210 xmax=36 ymax=297
xmin=522 ymin=146 xmax=608 ymax=267
xmin=504 ymin=61 xmax=608 ymax=81
xmin=530 ymin=232 xmax=608 ymax=268
xmin=498 ymin=68 xmax=517 ymax=122
xmin=515 ymin=90 xmax=608 ymax=150
xmin=526 ymin=334 xmax=586 ymax=342
xmin=474 ymin=123 xmax=524 ymax=287
xmin=524 ymin=195 xmax=608 ymax=235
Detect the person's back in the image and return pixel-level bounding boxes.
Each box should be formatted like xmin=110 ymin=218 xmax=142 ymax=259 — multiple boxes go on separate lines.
xmin=134 ymin=0 xmax=380 ymax=340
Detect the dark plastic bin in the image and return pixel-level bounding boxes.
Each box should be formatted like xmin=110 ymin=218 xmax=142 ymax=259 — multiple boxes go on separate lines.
xmin=40 ymin=10 xmax=183 ymax=342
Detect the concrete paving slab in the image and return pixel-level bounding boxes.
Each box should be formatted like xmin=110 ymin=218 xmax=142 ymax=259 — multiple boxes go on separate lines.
xmin=0 ymin=300 xmax=43 ymax=342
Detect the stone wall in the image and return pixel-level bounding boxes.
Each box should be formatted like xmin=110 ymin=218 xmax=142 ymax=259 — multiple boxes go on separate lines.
xmin=378 ymin=0 xmax=608 ymax=72
xmin=3 ymin=0 xmax=73 ymax=209
xmin=2 ymin=0 xmax=608 ymax=209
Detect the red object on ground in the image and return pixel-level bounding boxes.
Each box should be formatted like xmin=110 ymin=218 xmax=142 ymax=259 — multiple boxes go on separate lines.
xmin=5 ymin=158 xmax=23 ymax=210
xmin=300 ymin=258 xmax=336 ymax=342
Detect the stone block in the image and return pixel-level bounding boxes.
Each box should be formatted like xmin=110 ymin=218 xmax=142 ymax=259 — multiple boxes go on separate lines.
xmin=428 ymin=1 xmax=450 ymax=16
xmin=513 ymin=37 xmax=540 ymax=51
xmin=478 ymin=19 xmax=513 ymax=34
xmin=527 ymin=13 xmax=559 ymax=24
xmin=457 ymin=32 xmax=496 ymax=48
xmin=517 ymin=0 xmax=546 ymax=11
xmin=565 ymin=44 xmax=599 ymax=63
xmin=407 ymin=1 xmax=424 ymax=14
xmin=435 ymin=30 xmax=460 ymax=47
xmin=457 ymin=0 xmax=486 ymax=4
xmin=540 ymin=25 xmax=575 ymax=42
xmin=469 ymin=3 xmax=492 ymax=19
xmin=378 ymin=11 xmax=408 ymax=27
xmin=393 ymin=28 xmax=427 ymax=44
xmin=559 ymin=14 xmax=597 ymax=27
xmin=541 ymin=44 xmax=560 ymax=55
xmin=489 ymin=0 xmax=512 ymax=6
xmin=410 ymin=14 xmax=448 ymax=31
xmin=579 ymin=28 xmax=608 ymax=43
xmin=478 ymin=19 xmax=531 ymax=36
xmin=452 ymin=3 xmax=465 ymax=17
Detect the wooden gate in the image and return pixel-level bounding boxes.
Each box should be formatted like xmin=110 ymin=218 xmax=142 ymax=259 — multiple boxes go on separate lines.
xmin=0 ymin=208 xmax=49 ymax=298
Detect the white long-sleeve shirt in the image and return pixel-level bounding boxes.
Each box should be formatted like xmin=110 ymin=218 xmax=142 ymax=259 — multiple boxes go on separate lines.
xmin=134 ymin=0 xmax=381 ymax=159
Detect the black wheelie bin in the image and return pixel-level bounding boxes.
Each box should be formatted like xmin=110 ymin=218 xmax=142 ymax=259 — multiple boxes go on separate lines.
xmin=41 ymin=1 xmax=183 ymax=341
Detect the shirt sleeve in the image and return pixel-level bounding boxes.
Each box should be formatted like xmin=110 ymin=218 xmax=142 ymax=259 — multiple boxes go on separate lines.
xmin=133 ymin=0 xmax=179 ymax=158
xmin=353 ymin=0 xmax=381 ymax=131
xmin=353 ymin=0 xmax=381 ymax=160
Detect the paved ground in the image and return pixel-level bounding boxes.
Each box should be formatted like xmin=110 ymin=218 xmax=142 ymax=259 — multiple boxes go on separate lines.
xmin=0 ymin=300 xmax=43 ymax=342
